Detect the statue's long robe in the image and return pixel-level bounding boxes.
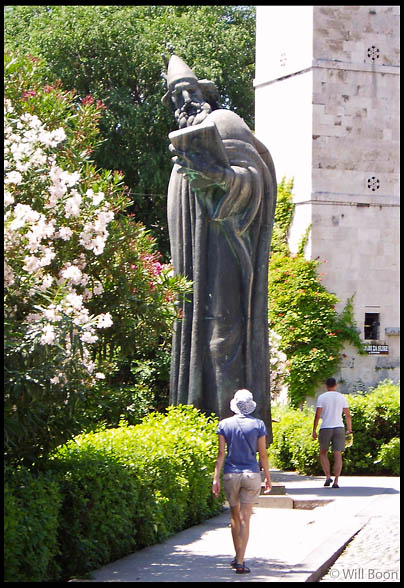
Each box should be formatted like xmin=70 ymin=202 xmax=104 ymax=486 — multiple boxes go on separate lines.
xmin=167 ymin=109 xmax=277 ymax=438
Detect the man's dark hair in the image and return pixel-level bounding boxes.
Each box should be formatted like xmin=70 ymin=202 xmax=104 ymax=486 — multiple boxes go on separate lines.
xmin=326 ymin=377 xmax=337 ymax=388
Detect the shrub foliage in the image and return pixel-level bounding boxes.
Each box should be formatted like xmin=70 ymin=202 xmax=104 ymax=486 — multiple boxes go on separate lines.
xmin=4 ymin=406 xmax=224 ymax=582
xmin=4 ymin=466 xmax=62 ymax=582
xmin=269 ymin=380 xmax=400 ymax=475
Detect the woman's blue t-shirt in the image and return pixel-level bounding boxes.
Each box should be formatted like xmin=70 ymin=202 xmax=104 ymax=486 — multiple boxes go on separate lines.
xmin=217 ymin=414 xmax=267 ymax=473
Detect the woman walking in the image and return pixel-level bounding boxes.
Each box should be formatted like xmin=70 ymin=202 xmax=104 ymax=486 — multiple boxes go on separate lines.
xmin=212 ymin=389 xmax=272 ymax=574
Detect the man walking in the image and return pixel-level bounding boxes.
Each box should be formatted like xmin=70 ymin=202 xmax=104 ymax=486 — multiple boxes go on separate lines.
xmin=312 ymin=377 xmax=352 ymax=488
xmin=212 ymin=389 xmax=272 ymax=574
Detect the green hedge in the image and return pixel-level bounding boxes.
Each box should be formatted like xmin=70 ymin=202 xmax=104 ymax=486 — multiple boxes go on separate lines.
xmin=343 ymin=380 xmax=400 ymax=474
xmin=4 ymin=467 xmax=62 ymax=582
xmin=269 ymin=380 xmax=400 ymax=475
xmin=47 ymin=445 xmax=142 ymax=580
xmin=4 ymin=405 xmax=224 ymax=582
xmin=269 ymin=405 xmax=321 ymax=474
xmin=374 ymin=437 xmax=400 ymax=476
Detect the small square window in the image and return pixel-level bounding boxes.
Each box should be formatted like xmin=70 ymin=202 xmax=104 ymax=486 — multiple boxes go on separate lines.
xmin=364 ymin=313 xmax=380 ymax=340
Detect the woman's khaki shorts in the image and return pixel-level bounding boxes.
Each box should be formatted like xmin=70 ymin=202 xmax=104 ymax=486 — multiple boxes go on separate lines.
xmin=222 ymin=472 xmax=262 ymax=507
xmin=318 ymin=427 xmax=346 ymax=452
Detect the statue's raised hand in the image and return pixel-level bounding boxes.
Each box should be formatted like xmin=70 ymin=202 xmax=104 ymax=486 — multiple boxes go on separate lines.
xmin=169 ymin=143 xmax=232 ymax=190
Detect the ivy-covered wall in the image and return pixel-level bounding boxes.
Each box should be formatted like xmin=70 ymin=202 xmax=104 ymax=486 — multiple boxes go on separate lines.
xmin=268 ymin=179 xmax=365 ymax=407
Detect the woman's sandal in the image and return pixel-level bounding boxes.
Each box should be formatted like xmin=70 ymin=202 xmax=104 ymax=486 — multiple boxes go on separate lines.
xmin=231 ymin=558 xmax=237 ymax=568
xmin=235 ymin=563 xmax=251 ymax=574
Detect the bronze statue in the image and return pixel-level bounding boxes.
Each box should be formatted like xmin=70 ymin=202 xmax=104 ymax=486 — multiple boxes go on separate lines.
xmin=162 ymin=55 xmax=277 ymax=437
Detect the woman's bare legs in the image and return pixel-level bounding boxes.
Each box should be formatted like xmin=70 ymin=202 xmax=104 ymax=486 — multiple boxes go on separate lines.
xmin=230 ymin=502 xmax=254 ymax=564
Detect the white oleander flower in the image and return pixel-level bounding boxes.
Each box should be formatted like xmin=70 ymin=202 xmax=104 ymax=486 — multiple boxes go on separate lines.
xmin=5 ymin=170 xmax=22 ymax=185
xmin=97 ymin=312 xmax=113 ymax=328
xmin=61 ymin=265 xmax=82 ymax=284
xmin=40 ymin=324 xmax=56 ymax=345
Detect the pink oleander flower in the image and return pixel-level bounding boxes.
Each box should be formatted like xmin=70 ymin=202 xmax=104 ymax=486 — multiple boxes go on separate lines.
xmin=152 ymin=261 xmax=163 ymax=276
xmin=80 ymin=330 xmax=98 ymax=344
xmin=82 ymin=95 xmax=94 ymax=106
xmin=65 ymin=292 xmax=84 ymax=310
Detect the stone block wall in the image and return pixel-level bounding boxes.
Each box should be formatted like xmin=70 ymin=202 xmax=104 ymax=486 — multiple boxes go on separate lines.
xmin=255 ymin=5 xmax=400 ymax=397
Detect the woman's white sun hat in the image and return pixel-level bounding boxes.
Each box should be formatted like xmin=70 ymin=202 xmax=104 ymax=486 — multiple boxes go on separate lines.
xmin=230 ymin=389 xmax=256 ymax=415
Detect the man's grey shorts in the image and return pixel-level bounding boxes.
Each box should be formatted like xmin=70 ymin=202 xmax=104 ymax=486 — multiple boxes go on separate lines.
xmin=318 ymin=427 xmax=346 ymax=452
xmin=222 ymin=472 xmax=261 ymax=507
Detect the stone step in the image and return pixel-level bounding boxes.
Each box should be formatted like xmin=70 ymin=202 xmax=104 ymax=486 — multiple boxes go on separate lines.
xmin=256 ymin=495 xmax=294 ymax=509
xmin=255 ymin=495 xmax=334 ymax=510
xmin=260 ymin=483 xmax=286 ymax=495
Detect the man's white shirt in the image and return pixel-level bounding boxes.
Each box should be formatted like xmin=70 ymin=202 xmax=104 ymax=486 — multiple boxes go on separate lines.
xmin=316 ymin=391 xmax=348 ymax=428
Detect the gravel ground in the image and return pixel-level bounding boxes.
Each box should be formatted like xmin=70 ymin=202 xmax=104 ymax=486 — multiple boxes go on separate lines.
xmin=320 ymin=514 xmax=400 ymax=582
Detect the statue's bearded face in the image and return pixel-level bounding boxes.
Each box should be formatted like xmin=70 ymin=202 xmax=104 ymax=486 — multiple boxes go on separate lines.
xmin=170 ymin=80 xmax=212 ymax=128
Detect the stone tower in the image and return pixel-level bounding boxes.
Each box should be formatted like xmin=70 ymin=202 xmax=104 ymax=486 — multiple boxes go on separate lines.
xmin=255 ymin=6 xmax=400 ymax=395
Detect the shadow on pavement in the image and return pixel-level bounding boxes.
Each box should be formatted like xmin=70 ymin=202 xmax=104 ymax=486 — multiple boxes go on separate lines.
xmin=285 ymin=486 xmax=399 ymax=497
xmin=87 ymin=552 xmax=308 ymax=583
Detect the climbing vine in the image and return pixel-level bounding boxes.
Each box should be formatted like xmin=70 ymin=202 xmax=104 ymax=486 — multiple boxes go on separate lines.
xmin=268 ymin=178 xmax=365 ymax=407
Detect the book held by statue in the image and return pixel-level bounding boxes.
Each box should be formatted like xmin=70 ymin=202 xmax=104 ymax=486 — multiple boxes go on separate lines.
xmin=169 ymin=121 xmax=229 ymax=168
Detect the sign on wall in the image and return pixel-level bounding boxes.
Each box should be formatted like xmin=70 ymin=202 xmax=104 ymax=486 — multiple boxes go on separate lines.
xmin=364 ymin=344 xmax=389 ymax=355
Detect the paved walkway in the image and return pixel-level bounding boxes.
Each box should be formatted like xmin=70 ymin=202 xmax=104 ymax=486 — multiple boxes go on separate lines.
xmin=69 ymin=470 xmax=400 ymax=583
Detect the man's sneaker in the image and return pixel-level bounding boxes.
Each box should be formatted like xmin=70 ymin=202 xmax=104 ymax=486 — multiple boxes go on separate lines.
xmin=324 ymin=477 xmax=333 ymax=487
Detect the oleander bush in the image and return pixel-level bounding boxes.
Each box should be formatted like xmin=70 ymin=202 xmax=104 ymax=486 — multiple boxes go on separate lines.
xmin=4 ymin=405 xmax=224 ymax=582
xmin=4 ymin=52 xmax=190 ymax=467
xmin=269 ymin=380 xmax=400 ymax=476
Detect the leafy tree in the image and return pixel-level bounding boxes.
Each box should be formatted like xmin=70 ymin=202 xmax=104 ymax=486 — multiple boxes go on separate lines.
xmin=4 ymin=5 xmax=256 ymax=256
xmin=268 ymin=179 xmax=365 ymax=406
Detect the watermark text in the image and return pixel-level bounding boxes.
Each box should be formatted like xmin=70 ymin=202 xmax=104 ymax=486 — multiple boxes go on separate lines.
xmin=328 ymin=567 xmax=399 ymax=581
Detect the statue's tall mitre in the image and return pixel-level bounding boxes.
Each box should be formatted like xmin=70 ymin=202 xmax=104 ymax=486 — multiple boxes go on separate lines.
xmin=161 ymin=53 xmax=220 ymax=109
xmin=166 ymin=55 xmax=198 ymax=88
xmin=161 ymin=54 xmax=198 ymax=107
